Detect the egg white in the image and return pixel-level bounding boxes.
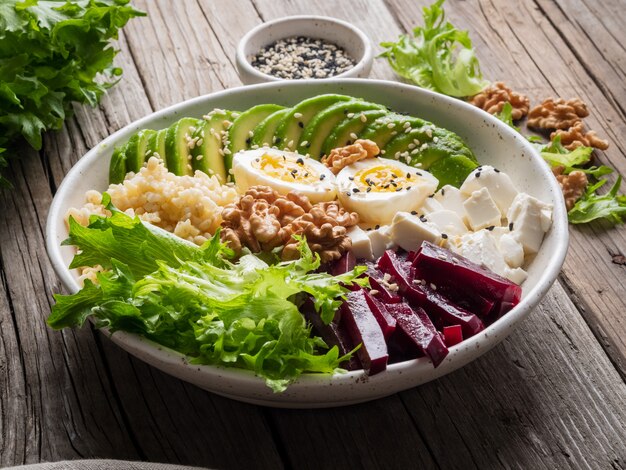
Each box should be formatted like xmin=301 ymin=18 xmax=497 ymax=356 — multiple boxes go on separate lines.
xmin=336 ymin=157 xmax=439 ymax=225
xmin=232 ymin=148 xmax=337 ymax=203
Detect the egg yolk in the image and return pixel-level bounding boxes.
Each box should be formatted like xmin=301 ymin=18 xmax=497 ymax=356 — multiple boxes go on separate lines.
xmin=252 ymin=153 xmax=319 ymax=183
xmin=355 ymin=165 xmax=417 ymax=192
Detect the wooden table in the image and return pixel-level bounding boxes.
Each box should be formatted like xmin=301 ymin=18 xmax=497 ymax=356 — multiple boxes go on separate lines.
xmin=1 ymin=0 xmax=625 ymax=468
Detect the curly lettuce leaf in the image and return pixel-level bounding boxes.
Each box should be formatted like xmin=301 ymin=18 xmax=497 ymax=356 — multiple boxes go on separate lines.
xmin=379 ymin=0 xmax=488 ymax=97
xmin=568 ymin=176 xmax=626 ymax=225
xmin=49 ymin=209 xmax=364 ymax=391
xmin=0 ymin=0 xmax=144 ymax=184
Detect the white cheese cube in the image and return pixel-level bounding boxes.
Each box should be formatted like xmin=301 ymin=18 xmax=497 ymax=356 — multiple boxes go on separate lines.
xmin=505 ymin=267 xmax=528 ymax=285
xmin=460 ymin=166 xmax=519 ymax=216
xmin=458 ymin=230 xmax=509 ymax=277
xmin=347 ymin=226 xmax=374 ymax=260
xmin=389 ymin=212 xmax=442 ymax=252
xmin=507 ymin=193 xmax=554 ymax=254
xmin=463 ymin=188 xmax=502 ymax=231
xmin=424 ymin=210 xmax=468 ymax=237
xmin=367 ymin=225 xmax=394 ymax=259
xmin=434 ymin=185 xmax=468 ymax=222
xmin=489 ymin=227 xmax=525 ymax=268
xmin=421 ymin=197 xmax=444 ymax=214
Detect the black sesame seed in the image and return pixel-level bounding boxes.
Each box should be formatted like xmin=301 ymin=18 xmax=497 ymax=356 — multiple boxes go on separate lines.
xmin=319 ymin=174 xmax=326 ymax=180
xmin=410 ymin=211 xmax=418 ymax=215
xmin=349 ymin=176 xmax=354 ymax=181
xmin=345 ymin=192 xmax=351 ymax=197
xmin=487 ymin=225 xmax=495 ymax=231
xmin=405 ymin=186 xmax=411 ymax=190
xmin=442 ymin=233 xmax=448 ymax=239
xmin=420 ymin=216 xmax=427 ymax=222
xmin=509 ymin=222 xmax=514 ymax=231
xmin=245 ymin=137 xmax=251 ymax=145
xmin=352 ymin=188 xmax=360 ymax=193
xmin=375 ymin=225 xmax=380 ymax=229
xmin=476 ymin=172 xmax=481 ymax=178
xmin=494 ymin=168 xmax=500 ymax=173
xmin=298 ymin=121 xmax=304 ymax=128
xmin=396 ymin=187 xmax=402 ymax=192
xmin=296 ymin=157 xmax=304 ymax=165
xmin=428 ymin=193 xmax=434 ymax=198
xmin=275 ymin=137 xmax=282 ymax=144
xmin=441 ymin=188 xmax=445 ymax=196
xmin=406 ymin=172 xmax=411 ymax=179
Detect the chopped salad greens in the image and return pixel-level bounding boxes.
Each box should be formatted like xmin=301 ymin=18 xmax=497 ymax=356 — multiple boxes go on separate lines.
xmin=379 ymin=0 xmax=489 ymax=97
xmin=48 ymin=195 xmax=367 ymax=392
xmin=0 ymin=0 xmax=144 ymax=186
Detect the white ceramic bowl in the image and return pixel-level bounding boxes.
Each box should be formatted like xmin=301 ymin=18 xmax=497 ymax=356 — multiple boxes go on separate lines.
xmin=236 ymin=15 xmax=373 ymax=84
xmin=46 ymin=79 xmax=568 ymax=408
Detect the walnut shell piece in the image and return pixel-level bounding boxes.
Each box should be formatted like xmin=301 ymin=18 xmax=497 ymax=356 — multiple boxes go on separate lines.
xmin=469 ymin=82 xmax=530 ymax=120
xmin=322 ymin=139 xmax=380 ymax=174
xmin=550 ymin=122 xmax=609 ymax=151
xmin=552 ymin=166 xmax=588 ymax=211
xmin=527 ymin=97 xmax=589 ymax=130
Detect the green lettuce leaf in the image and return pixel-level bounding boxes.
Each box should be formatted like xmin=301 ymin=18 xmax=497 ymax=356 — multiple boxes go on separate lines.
xmin=379 ymin=0 xmax=488 ymax=97
xmin=49 ymin=209 xmax=364 ymax=391
xmin=495 ymin=102 xmax=520 ymax=131
xmin=568 ymin=176 xmax=626 ymax=225
xmin=0 ymin=0 xmax=144 ymax=184
xmin=541 ymin=135 xmax=594 ymax=172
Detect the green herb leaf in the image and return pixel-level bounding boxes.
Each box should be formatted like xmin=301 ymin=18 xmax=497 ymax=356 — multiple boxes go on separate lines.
xmin=0 ymin=0 xmax=144 ymax=182
xmin=379 ymin=0 xmax=489 ymax=97
xmin=495 ymin=102 xmax=520 ymax=131
xmin=568 ymin=176 xmax=626 ymax=224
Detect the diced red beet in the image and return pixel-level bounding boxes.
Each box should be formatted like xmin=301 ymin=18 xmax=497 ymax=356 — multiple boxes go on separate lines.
xmin=301 ymin=298 xmax=361 ymax=371
xmin=377 ymin=250 xmax=485 ymax=337
xmin=412 ymin=242 xmax=522 ymax=307
xmin=386 ymin=303 xmax=449 ymax=367
xmin=340 ymin=290 xmax=389 ymax=375
xmin=401 ymin=282 xmax=485 ymax=337
xmin=365 ymin=262 xmax=402 ymax=303
xmin=431 ymin=283 xmax=495 ymax=318
xmin=363 ymin=291 xmax=396 ymax=339
xmin=331 ymin=251 xmax=356 ymax=276
xmin=443 ymin=325 xmax=463 ymax=347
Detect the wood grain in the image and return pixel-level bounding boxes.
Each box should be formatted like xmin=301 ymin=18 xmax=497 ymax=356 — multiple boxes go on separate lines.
xmin=1 ymin=0 xmax=625 ymax=468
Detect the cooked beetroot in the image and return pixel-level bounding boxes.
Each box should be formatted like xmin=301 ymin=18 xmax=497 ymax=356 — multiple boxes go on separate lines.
xmin=331 ymin=251 xmax=356 ymax=276
xmin=386 ymin=303 xmax=449 ymax=367
xmin=377 ymin=250 xmax=485 ymax=337
xmin=363 ymin=291 xmax=396 ymax=339
xmin=443 ymin=325 xmax=463 ymax=347
xmin=301 ymin=298 xmax=361 ymax=370
xmin=340 ymin=290 xmax=389 ymax=375
xmin=430 ymin=283 xmax=495 ymax=318
xmin=412 ymin=242 xmax=522 ymax=307
xmin=365 ymin=262 xmax=402 ymax=303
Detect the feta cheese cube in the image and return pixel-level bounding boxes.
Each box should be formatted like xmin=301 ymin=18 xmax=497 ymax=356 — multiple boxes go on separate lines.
xmin=461 ymin=166 xmax=519 ymax=216
xmin=458 ymin=230 xmax=509 ymax=276
xmin=434 ymin=185 xmax=467 ymax=222
xmin=347 ymin=226 xmax=374 ymax=260
xmin=505 ymin=267 xmax=528 ymax=285
xmin=367 ymin=225 xmax=394 ymax=259
xmin=389 ymin=212 xmax=442 ymax=251
xmin=507 ymin=193 xmax=553 ymax=254
xmin=490 ymin=227 xmax=525 ymax=268
xmin=463 ymin=188 xmax=502 ymax=231
xmin=424 ymin=210 xmax=468 ymax=237
xmin=421 ymin=197 xmax=445 ymax=214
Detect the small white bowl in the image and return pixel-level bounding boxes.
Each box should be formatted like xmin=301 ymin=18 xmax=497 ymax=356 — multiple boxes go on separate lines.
xmin=236 ymin=15 xmax=373 ymax=85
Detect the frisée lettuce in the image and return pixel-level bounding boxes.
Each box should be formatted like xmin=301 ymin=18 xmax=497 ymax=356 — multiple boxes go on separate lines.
xmin=48 ymin=196 xmax=367 ymax=392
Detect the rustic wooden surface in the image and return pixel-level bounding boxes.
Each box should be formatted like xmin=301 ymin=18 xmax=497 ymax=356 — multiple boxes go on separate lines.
xmin=1 ymin=0 xmax=625 ymax=468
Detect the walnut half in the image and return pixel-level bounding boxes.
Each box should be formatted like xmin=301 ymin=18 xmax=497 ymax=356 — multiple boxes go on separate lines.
xmin=550 ymin=122 xmax=609 ymax=151
xmin=469 ymin=82 xmax=530 ymax=120
xmin=552 ymin=166 xmax=588 ymax=211
xmin=527 ymin=97 xmax=589 ymax=130
xmin=322 ymin=139 xmax=380 ymax=174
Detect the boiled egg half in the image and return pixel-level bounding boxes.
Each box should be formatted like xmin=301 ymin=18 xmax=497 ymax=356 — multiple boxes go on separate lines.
xmin=232 ymin=148 xmax=337 ymax=203
xmin=337 ymin=157 xmax=439 ymax=225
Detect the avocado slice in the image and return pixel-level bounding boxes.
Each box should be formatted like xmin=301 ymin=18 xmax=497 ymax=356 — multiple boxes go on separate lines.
xmin=252 ymin=107 xmax=292 ymax=147
xmin=191 ymin=109 xmax=237 ymax=183
xmin=164 ymin=117 xmax=201 ymax=176
xmin=300 ymin=100 xmax=386 ymax=159
xmin=359 ymin=114 xmax=425 ymax=153
xmin=322 ymin=109 xmax=388 ymax=155
xmin=429 ymin=155 xmax=478 ymax=188
xmin=274 ymin=94 xmax=352 ymax=151
xmin=109 ymin=147 xmax=127 ymax=184
xmin=147 ymin=128 xmax=167 ymax=161
xmin=226 ymin=104 xmax=285 ymax=169
xmin=124 ymin=129 xmax=156 ymax=174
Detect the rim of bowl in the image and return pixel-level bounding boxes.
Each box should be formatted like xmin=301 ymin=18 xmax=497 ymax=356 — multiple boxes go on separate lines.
xmin=235 ymin=15 xmax=373 ymax=83
xmin=46 ymin=78 xmax=569 ymax=396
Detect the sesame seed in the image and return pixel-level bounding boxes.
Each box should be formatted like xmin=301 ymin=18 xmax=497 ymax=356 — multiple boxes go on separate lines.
xmin=430 ymin=283 xmax=437 ymax=290
xmin=360 ymin=113 xmax=367 ymax=122
xmin=287 ymin=140 xmax=294 ymax=148
xmin=294 ymin=112 xmax=303 ymax=118
xmin=347 ymin=113 xmax=355 ymax=118
xmin=298 ymin=121 xmax=304 ymax=128
xmin=248 ymin=130 xmax=254 ymax=138
xmin=350 ymin=132 xmax=358 ymax=140
xmin=509 ymin=222 xmax=514 ymax=231
xmin=300 ymin=140 xmax=309 ymax=146
xmin=387 ymin=123 xmax=396 ymax=129
xmin=441 ymin=233 xmax=448 ymax=239
xmin=411 ymin=211 xmax=418 ymax=215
